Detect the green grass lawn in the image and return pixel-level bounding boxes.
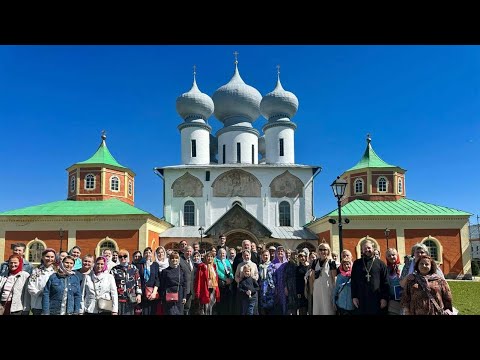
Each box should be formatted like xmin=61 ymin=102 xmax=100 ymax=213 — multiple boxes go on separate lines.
xmin=448 ymin=281 xmax=480 ymax=315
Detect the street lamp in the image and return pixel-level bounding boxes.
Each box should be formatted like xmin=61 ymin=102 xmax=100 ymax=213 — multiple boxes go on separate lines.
xmin=385 ymin=228 xmax=390 ymax=249
xmin=330 ymin=176 xmax=348 ymax=253
xmin=198 ymin=226 xmax=205 ymax=251
xmin=59 ymin=228 xmax=64 ymax=252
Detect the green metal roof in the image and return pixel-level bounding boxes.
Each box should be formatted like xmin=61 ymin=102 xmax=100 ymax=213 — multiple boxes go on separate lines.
xmin=324 ymin=198 xmax=471 ymax=217
xmin=75 ymin=137 xmax=127 ymax=169
xmin=0 ymin=199 xmax=150 ymax=216
xmin=346 ymin=136 xmax=398 ymax=172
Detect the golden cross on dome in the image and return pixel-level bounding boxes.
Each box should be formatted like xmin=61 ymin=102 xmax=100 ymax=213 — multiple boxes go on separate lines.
xmin=233 ymin=51 xmax=239 ymax=65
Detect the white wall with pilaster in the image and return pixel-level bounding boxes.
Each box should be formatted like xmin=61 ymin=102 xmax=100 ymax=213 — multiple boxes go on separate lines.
xmin=265 ymin=126 xmax=295 ymax=164
xmin=218 ymin=131 xmax=258 ymax=164
xmin=180 ymin=126 xmax=210 ymax=165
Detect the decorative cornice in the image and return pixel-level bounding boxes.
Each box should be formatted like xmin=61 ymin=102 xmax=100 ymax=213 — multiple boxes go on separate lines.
xmin=177 ymin=122 xmax=212 ymax=132
xmin=262 ymin=121 xmax=297 ymax=132
xmin=216 ymin=125 xmax=259 ymax=138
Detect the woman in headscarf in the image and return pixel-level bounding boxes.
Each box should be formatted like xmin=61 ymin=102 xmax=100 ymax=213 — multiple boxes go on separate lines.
xmin=258 ymin=249 xmax=275 ymax=315
xmin=284 ymin=249 xmax=298 ymax=315
xmin=137 ymin=247 xmax=160 ymax=315
xmin=194 ymin=251 xmax=220 ymax=315
xmin=385 ymin=248 xmax=404 ymax=315
xmin=111 ymin=250 xmax=141 ymax=315
xmin=80 ymin=256 xmax=118 ymax=315
xmin=189 ymin=250 xmax=203 ymax=315
xmin=131 ymin=251 xmax=143 ymax=268
xmin=295 ymin=250 xmax=309 ymax=315
xmin=154 ymin=246 xmax=169 ymax=315
xmin=42 ymin=255 xmax=81 ymax=315
xmin=271 ymin=246 xmax=289 ymax=315
xmin=28 ymin=248 xmax=57 ymax=315
xmin=0 ymin=254 xmax=30 ymax=315
xmin=332 ymin=258 xmax=354 ymax=315
xmin=214 ymin=248 xmax=233 ymax=315
xmin=159 ymin=251 xmax=187 ymax=315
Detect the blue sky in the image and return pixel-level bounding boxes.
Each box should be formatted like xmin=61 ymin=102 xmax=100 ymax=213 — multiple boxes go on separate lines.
xmin=0 ymin=45 xmax=479 ymax=224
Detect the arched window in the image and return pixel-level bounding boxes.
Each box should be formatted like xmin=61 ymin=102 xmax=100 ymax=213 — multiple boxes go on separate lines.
xmin=85 ymin=174 xmax=95 ymax=190
xmin=377 ymin=177 xmax=387 ymax=192
xmin=398 ymin=178 xmax=403 ymax=193
xmin=184 ymin=201 xmax=195 ymax=226
xmin=70 ymin=176 xmax=76 ymax=192
xmin=128 ymin=180 xmax=133 ymax=196
xmin=110 ymin=176 xmax=119 ymax=191
xmin=28 ymin=241 xmax=45 ymax=264
xmin=354 ymin=179 xmax=364 ymax=194
xmin=279 ymin=201 xmax=291 ymax=226
xmin=424 ymin=239 xmax=439 ymax=262
xmin=100 ymin=240 xmax=116 ymax=255
xmin=296 ymin=242 xmax=316 ymax=252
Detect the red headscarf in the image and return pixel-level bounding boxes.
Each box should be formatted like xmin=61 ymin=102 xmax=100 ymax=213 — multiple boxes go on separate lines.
xmin=387 ymin=253 xmax=401 ymax=276
xmin=8 ymin=254 xmax=23 ymax=275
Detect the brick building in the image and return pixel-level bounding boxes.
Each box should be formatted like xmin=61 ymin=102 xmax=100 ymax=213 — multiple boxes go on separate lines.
xmin=306 ymin=135 xmax=471 ymax=277
xmin=0 ymin=133 xmax=170 ymax=265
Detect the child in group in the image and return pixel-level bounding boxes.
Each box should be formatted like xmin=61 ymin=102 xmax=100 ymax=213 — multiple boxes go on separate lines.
xmin=238 ymin=264 xmax=259 ymax=315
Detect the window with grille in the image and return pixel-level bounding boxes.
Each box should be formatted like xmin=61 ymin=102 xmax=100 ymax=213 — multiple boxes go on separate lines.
xmin=424 ymin=239 xmax=439 ymax=261
xmin=398 ymin=178 xmax=403 ymax=193
xmin=100 ymin=241 xmax=116 ymax=255
xmin=85 ymin=174 xmax=95 ymax=190
xmin=110 ymin=176 xmax=119 ymax=191
xmin=184 ymin=201 xmax=195 ymax=226
xmin=70 ymin=176 xmax=76 ymax=192
xmin=354 ymin=179 xmax=363 ymax=194
xmin=28 ymin=242 xmax=45 ymax=264
xmin=378 ymin=177 xmax=387 ymax=192
xmin=279 ymin=201 xmax=291 ymax=226
xmin=128 ymin=180 xmax=132 ymax=196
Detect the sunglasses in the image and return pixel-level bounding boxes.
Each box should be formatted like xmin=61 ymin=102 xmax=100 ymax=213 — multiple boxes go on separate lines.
xmin=119 ymin=255 xmax=128 ymax=259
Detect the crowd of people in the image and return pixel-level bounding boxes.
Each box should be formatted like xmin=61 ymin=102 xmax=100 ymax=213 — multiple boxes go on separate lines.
xmin=0 ymin=237 xmax=454 ymax=315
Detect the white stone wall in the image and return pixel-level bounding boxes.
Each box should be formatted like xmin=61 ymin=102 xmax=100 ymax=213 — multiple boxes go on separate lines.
xmin=217 ymin=131 xmax=258 ymax=164
xmin=163 ymin=166 xmax=315 ymax=228
xmin=180 ymin=127 xmax=210 ymax=165
xmin=265 ymin=126 xmax=295 ymax=164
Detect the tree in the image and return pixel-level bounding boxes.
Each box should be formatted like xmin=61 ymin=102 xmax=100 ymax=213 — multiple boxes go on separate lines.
xmin=472 ymin=260 xmax=480 ymax=276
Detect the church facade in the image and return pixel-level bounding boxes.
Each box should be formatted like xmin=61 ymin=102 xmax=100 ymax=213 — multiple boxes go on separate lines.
xmin=156 ymin=61 xmax=319 ymax=251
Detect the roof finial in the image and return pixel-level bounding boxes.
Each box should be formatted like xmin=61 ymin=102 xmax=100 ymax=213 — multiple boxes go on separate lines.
xmin=276 ymin=64 xmax=280 ymax=81
xmin=101 ymin=130 xmax=107 ymax=141
xmin=367 ymin=133 xmax=371 ymax=145
xmin=233 ymin=51 xmax=239 ymax=65
xmin=193 ymin=64 xmax=196 ymax=79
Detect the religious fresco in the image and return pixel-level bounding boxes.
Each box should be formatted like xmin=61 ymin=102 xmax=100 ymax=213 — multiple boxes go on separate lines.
xmin=171 ymin=172 xmax=203 ymax=197
xmin=211 ymin=169 xmax=261 ymax=197
xmin=269 ymin=171 xmax=304 ymax=198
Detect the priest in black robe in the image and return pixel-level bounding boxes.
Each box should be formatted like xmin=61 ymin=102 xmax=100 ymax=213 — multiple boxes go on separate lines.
xmin=351 ymin=240 xmax=389 ymax=315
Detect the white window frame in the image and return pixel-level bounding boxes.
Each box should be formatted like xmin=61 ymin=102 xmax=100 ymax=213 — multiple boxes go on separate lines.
xmin=85 ymin=173 xmax=96 ymax=190
xmin=377 ymin=176 xmax=388 ymax=192
xmin=183 ymin=200 xmax=195 ymax=226
xmin=356 ymin=236 xmax=380 ymax=259
xmin=26 ymin=238 xmax=47 ymax=266
xmin=110 ymin=176 xmax=120 ymax=192
xmin=422 ymin=236 xmax=443 ymax=264
xmin=354 ymin=178 xmax=364 ymax=194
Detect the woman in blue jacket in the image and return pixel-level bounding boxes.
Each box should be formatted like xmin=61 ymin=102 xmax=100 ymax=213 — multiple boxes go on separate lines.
xmin=42 ymin=255 xmax=81 ymax=315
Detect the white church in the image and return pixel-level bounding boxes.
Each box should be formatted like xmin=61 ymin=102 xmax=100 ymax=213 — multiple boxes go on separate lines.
xmin=155 ymin=58 xmax=319 ymax=250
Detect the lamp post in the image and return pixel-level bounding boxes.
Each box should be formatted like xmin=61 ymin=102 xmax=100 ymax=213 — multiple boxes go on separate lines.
xmin=198 ymin=226 xmax=205 ymax=252
xmin=59 ymin=228 xmax=64 ymax=252
xmin=330 ymin=176 xmax=348 ymax=254
xmin=385 ymin=228 xmax=390 ymax=249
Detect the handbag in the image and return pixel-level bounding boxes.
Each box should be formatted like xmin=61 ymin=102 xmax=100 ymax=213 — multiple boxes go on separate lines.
xmin=387 ymin=300 xmax=402 ymax=315
xmin=97 ymin=298 xmax=113 ymax=312
xmin=165 ymin=268 xmax=181 ymax=302
xmin=145 ymin=286 xmax=159 ymax=300
xmin=414 ymin=274 xmax=456 ymax=315
xmin=128 ymin=292 xmax=138 ymax=304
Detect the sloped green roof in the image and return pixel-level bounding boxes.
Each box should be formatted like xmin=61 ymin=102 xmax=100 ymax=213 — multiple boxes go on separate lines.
xmin=76 ymin=138 xmax=126 ymax=169
xmin=324 ymin=198 xmax=471 ymax=218
xmin=0 ymin=199 xmax=150 ymax=216
xmin=346 ymin=137 xmax=398 ymax=172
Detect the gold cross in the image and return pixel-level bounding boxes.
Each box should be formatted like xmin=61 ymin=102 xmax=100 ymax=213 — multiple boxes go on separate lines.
xmin=233 ymin=51 xmax=239 ymax=64
xmin=193 ymin=64 xmax=196 ymax=76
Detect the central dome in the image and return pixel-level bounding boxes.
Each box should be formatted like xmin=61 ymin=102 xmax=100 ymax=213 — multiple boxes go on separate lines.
xmin=212 ymin=64 xmax=262 ymax=124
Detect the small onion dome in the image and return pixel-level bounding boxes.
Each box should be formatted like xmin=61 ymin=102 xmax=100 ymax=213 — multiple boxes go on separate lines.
xmin=260 ymin=76 xmax=299 ymax=121
xmin=176 ymin=76 xmax=214 ymax=121
xmin=212 ymin=64 xmax=262 ymax=123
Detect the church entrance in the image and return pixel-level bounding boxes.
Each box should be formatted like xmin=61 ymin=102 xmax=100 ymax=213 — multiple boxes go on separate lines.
xmin=225 ymin=231 xmax=257 ymax=249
